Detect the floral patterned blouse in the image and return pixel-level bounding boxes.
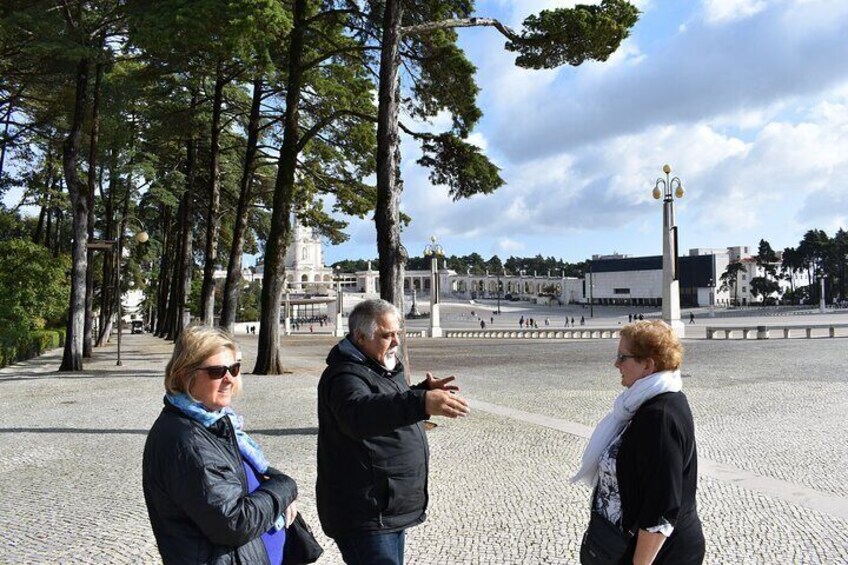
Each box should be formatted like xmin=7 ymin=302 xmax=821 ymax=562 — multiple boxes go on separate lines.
xmin=593 ymin=425 xmax=674 ymax=536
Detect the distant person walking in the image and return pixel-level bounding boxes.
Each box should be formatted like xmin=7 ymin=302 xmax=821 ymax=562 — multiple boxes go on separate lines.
xmin=689 ymin=312 xmax=695 ymax=324
xmin=580 ymin=316 xmax=585 ymax=326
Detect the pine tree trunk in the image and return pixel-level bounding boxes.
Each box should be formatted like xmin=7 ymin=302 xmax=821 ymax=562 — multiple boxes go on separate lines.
xmin=60 ymin=58 xmax=90 ymax=372
xmin=200 ymin=64 xmax=226 ymax=325
xmin=154 ymin=205 xmax=173 ymax=337
xmin=167 ymin=138 xmax=196 ymax=340
xmin=375 ymin=0 xmax=407 ymax=310
xmin=254 ymin=0 xmax=307 ymax=374
xmin=220 ymin=77 xmax=263 ymax=334
xmin=84 ymin=56 xmax=103 ymax=358
xmin=96 ymin=163 xmax=117 ymax=347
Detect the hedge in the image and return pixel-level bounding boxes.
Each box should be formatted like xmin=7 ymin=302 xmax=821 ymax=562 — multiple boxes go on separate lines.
xmin=0 ymin=328 xmax=65 ymax=368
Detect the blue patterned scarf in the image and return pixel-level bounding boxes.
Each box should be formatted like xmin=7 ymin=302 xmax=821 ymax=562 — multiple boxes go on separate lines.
xmin=166 ymin=392 xmax=270 ymax=473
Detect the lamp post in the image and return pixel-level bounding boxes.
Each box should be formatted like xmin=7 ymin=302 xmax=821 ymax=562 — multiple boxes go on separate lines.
xmin=652 ymin=164 xmax=685 ymax=337
xmin=116 ymin=225 xmax=149 ymax=366
xmin=423 ymin=236 xmax=444 ymax=337
xmin=708 ymin=277 xmax=715 ymax=317
xmin=333 ymin=266 xmax=345 ymax=337
xmin=819 ymin=272 xmax=827 ymax=314
xmin=519 ymin=268 xmax=525 ymax=301
xmin=588 ymin=262 xmax=594 ymax=318
xmin=496 ymin=271 xmax=503 ymax=314
xmin=88 ymin=222 xmax=149 ymax=366
xmin=284 ymin=280 xmax=292 ymax=336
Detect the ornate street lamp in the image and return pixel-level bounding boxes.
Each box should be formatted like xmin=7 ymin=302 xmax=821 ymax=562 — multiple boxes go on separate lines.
xmin=87 ymin=218 xmax=150 ymax=366
xmin=653 ymin=164 xmax=685 ymax=337
xmin=423 ymin=236 xmax=444 ymax=337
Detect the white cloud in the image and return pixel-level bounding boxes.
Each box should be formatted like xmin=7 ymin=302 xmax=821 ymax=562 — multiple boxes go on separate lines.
xmin=702 ymin=0 xmax=767 ymax=24
xmin=497 ymin=237 xmax=525 ymax=253
xmin=488 ymin=0 xmax=848 ymax=163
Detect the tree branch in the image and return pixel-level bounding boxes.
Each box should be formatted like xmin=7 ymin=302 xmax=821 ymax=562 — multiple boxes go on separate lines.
xmin=402 ymin=17 xmax=521 ymax=43
xmin=296 ymin=109 xmax=376 ymax=153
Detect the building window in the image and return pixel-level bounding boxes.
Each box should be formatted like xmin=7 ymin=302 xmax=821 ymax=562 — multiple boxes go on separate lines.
xmin=302 ymin=248 xmax=308 ymax=260
xmin=742 ymin=286 xmax=747 ymax=293
xmin=613 ymin=288 xmax=630 ymax=295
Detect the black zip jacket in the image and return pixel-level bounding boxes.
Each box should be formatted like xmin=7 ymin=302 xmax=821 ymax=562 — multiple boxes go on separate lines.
xmin=316 ymin=338 xmax=430 ymax=538
xmin=143 ymin=400 xmax=298 ymax=564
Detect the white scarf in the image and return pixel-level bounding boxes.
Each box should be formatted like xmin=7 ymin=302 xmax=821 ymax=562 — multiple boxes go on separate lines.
xmin=571 ymin=369 xmax=682 ymax=487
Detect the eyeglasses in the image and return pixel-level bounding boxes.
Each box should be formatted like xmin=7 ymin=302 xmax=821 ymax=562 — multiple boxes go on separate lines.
xmin=195 ymin=363 xmax=241 ymax=380
xmin=615 ymin=353 xmax=638 ymax=363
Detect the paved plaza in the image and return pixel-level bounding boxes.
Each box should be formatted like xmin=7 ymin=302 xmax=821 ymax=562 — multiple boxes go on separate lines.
xmin=2 ymin=306 xmax=848 ymax=564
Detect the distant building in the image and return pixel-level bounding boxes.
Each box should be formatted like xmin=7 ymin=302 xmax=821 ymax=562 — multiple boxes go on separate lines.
xmin=243 ymin=229 xmax=810 ymax=309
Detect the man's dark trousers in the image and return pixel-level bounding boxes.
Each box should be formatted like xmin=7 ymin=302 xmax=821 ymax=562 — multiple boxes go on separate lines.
xmin=334 ymin=530 xmax=406 ymax=565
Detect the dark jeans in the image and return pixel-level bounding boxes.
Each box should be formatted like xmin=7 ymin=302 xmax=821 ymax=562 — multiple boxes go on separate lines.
xmin=334 ymin=530 xmax=406 ymax=565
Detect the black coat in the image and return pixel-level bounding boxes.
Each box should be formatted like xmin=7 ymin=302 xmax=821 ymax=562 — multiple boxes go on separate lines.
xmin=316 ymin=338 xmax=430 ymax=538
xmin=617 ymin=392 xmax=705 ymax=565
xmin=143 ymin=400 xmax=298 ymax=564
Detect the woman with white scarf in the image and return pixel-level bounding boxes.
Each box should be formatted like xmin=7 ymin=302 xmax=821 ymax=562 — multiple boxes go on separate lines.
xmin=573 ymin=321 xmax=704 ymax=565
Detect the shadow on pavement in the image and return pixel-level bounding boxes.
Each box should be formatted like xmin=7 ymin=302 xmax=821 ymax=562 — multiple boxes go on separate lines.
xmin=0 ymin=427 xmax=148 ymax=435
xmin=0 ymin=369 xmax=163 ymax=382
xmin=251 ymin=427 xmax=319 ymax=437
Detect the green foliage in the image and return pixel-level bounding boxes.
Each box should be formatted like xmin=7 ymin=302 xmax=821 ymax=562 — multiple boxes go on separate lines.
xmin=508 ymin=0 xmax=640 ymax=69
xmin=331 ymin=258 xmax=377 ymax=273
xmin=0 ymin=239 xmax=69 ymax=365
xmin=0 ymin=329 xmax=64 ymax=368
xmin=407 ymin=34 xmax=481 ymax=135
xmin=0 ymin=238 xmax=69 ymax=332
xmin=237 ymin=281 xmax=262 ymax=321
xmin=417 ymin=133 xmax=504 ymax=200
xmin=719 ymin=261 xmax=746 ymax=304
xmin=504 ymin=255 xmax=583 ymax=277
xmin=749 ymin=276 xmax=781 ymax=299
xmin=754 ymin=238 xmax=779 ymax=278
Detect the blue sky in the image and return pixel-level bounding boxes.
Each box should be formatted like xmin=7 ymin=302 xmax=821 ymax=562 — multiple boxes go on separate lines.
xmin=326 ymin=0 xmax=848 ymax=264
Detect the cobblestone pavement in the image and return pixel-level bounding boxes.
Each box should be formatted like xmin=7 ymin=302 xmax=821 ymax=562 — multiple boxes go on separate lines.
xmin=1 ymin=328 xmax=847 ymax=564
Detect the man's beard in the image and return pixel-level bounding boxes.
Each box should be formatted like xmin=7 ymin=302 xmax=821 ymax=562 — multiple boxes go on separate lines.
xmin=382 ymin=349 xmax=398 ymax=370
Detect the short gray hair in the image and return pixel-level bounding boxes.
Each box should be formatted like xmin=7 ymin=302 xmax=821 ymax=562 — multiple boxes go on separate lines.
xmin=348 ymin=299 xmax=401 ymax=340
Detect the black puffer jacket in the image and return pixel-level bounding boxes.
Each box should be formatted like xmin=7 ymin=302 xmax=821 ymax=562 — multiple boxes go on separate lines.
xmin=316 ymin=338 xmax=430 ymax=538
xmin=143 ymin=400 xmax=298 ymax=564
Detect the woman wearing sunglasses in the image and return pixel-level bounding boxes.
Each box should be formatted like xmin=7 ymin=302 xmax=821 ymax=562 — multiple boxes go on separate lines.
xmin=143 ymin=326 xmax=298 ymax=564
xmin=573 ymin=320 xmax=704 ymax=565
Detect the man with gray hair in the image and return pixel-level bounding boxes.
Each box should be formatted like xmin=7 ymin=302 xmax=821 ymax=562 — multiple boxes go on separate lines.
xmin=317 ymin=298 xmax=468 ymax=564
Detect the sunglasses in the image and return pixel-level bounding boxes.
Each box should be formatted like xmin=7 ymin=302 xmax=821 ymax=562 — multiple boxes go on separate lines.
xmin=195 ymin=363 xmax=241 ymax=379
xmin=615 ymin=353 xmax=638 ymax=363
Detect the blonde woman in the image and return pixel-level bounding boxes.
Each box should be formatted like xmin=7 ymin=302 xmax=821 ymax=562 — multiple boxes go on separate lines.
xmin=143 ymin=327 xmax=298 ymax=564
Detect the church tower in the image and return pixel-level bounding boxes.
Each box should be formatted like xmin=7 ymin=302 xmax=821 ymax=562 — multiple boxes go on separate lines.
xmin=284 ymin=217 xmax=330 ymax=292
